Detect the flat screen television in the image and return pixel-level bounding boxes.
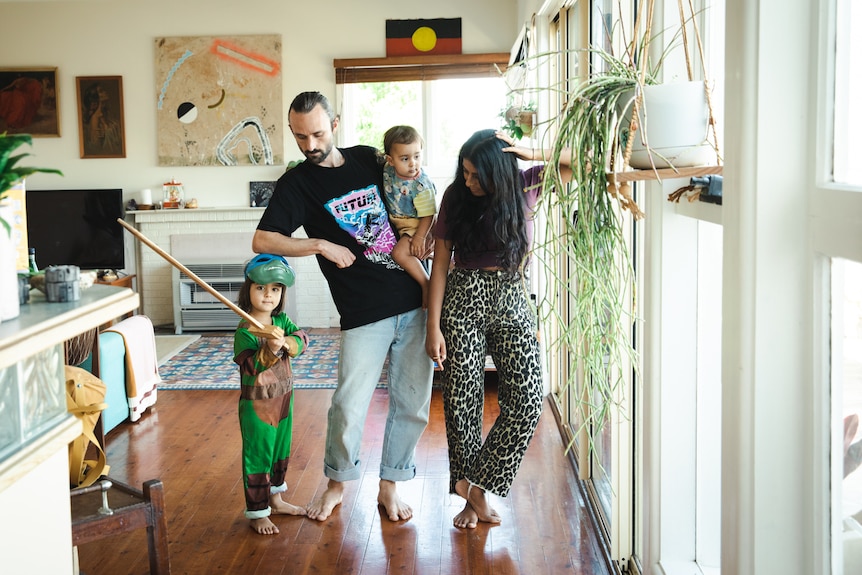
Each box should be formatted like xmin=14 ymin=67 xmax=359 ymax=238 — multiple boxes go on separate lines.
xmin=25 ymin=188 xmax=126 ymax=271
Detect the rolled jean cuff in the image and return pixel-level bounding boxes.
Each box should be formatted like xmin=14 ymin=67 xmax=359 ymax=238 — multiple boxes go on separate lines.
xmin=244 ymin=506 xmax=271 ymax=520
xmin=270 ymin=482 xmax=287 ymax=495
xmin=380 ymin=464 xmax=416 ymax=482
xmin=324 ymin=461 xmax=361 ymax=482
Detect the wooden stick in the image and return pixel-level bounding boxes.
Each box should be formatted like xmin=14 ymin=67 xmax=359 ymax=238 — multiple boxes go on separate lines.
xmin=117 ymin=218 xmax=281 ymax=339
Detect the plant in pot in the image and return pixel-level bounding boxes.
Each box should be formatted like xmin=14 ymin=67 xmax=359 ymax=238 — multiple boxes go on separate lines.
xmin=0 ymin=132 xmax=62 ymax=320
xmin=533 ymin=0 xmax=719 ymax=458
xmin=0 ymin=132 xmax=63 ymax=234
xmin=500 ymin=101 xmax=537 ymax=140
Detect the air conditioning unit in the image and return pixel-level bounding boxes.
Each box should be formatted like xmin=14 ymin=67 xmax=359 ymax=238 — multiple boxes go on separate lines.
xmin=170 ymin=232 xmax=297 ymax=334
xmin=173 ymin=263 xmax=247 ymax=333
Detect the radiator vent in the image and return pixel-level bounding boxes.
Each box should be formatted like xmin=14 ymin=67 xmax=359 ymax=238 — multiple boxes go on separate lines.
xmin=180 ymin=264 xmax=246 ymax=281
xmin=170 ymin=236 xmax=296 ymax=334
xmin=173 ymin=267 xmax=247 ymax=333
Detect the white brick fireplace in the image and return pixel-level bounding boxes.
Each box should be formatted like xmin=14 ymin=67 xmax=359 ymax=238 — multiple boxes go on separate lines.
xmin=128 ymin=208 xmax=335 ymax=329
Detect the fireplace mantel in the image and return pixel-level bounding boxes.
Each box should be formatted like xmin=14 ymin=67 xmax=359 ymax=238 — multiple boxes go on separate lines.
xmin=127 ymin=208 xmax=331 ymax=329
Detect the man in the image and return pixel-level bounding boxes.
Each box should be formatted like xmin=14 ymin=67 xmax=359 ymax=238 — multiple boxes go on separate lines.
xmin=252 ymin=91 xmax=433 ymax=522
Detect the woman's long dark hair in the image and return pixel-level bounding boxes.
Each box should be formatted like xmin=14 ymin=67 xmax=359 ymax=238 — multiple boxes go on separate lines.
xmin=442 ymin=129 xmax=528 ymax=271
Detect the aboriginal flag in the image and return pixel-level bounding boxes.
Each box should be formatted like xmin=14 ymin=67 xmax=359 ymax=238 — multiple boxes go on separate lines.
xmin=385 ymin=18 xmax=462 ymax=57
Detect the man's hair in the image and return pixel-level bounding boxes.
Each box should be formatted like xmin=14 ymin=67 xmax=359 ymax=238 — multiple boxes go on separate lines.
xmin=289 ymin=91 xmax=337 ymax=124
xmin=383 ymin=125 xmax=424 ymax=155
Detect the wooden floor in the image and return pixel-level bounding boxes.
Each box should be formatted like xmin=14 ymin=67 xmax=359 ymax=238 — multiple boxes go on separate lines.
xmin=76 ymin=381 xmax=611 ymax=575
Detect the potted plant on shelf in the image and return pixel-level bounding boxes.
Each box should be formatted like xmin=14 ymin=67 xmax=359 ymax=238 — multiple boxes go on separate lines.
xmin=0 ymin=132 xmax=62 ymax=320
xmin=533 ymin=0 xmax=719 ymax=459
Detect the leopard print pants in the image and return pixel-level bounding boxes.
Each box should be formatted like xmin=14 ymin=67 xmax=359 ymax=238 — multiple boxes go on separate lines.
xmin=440 ymin=268 xmax=543 ymax=498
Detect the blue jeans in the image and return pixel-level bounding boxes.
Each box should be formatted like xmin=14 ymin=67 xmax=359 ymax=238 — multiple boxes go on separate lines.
xmin=324 ymin=308 xmax=433 ymax=482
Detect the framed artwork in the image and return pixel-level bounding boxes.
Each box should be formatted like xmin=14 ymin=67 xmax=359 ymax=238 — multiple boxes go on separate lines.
xmin=154 ymin=34 xmax=284 ymax=166
xmin=76 ymin=75 xmax=126 ymax=158
xmin=0 ymin=67 xmax=60 ymax=137
xmin=249 ymin=181 xmax=275 ymax=207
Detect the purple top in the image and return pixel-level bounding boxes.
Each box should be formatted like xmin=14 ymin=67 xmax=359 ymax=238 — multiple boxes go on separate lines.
xmin=433 ymin=165 xmax=544 ymax=269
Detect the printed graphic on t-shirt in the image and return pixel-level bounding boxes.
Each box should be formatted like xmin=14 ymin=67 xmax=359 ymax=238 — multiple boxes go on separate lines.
xmin=325 ymin=184 xmax=399 ymax=267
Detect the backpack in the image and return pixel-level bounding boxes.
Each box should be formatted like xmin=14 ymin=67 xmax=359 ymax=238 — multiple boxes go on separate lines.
xmin=65 ymin=365 xmax=109 ymax=488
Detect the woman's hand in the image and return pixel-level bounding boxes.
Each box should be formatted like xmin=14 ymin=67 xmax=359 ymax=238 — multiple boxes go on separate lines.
xmin=495 ymin=130 xmax=516 ymax=147
xmin=496 ymin=130 xmax=538 ymax=161
xmin=425 ymin=328 xmax=447 ymax=364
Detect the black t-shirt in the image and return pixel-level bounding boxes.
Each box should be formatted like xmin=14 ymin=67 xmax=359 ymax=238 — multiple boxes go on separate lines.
xmin=257 ymin=145 xmax=420 ymax=330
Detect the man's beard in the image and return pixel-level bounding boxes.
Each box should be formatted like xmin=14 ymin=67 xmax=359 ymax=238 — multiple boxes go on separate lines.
xmin=304 ymin=144 xmax=333 ymax=164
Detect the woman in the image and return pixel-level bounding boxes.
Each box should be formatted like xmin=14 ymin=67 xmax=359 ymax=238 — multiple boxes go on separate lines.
xmin=426 ymin=129 xmax=572 ymax=529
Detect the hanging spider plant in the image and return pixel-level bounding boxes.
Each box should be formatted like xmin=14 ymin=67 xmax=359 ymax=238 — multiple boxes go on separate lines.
xmin=534 ymin=53 xmax=645 ymax=454
xmin=530 ymin=23 xmax=666 ymax=454
xmin=528 ymin=0 xmax=718 ymax=459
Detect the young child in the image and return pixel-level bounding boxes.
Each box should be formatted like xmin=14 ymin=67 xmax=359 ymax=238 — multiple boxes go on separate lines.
xmin=234 ymin=253 xmax=309 ymax=535
xmin=381 ymin=125 xmax=438 ymax=306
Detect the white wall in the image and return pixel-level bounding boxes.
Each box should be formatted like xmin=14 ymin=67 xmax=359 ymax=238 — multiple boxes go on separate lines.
xmin=1 ymin=0 xmax=519 ymax=327
xmin=2 ymin=0 xmax=517 ymax=203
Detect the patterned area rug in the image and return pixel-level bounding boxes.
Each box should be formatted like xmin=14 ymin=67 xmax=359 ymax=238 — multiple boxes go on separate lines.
xmin=158 ymin=332 xmax=373 ymax=390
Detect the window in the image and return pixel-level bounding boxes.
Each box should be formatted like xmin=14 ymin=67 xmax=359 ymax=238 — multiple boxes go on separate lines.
xmin=338 ymin=78 xmax=507 ymax=190
xmin=832 ymin=0 xmax=862 ymax=186
xmin=831 ymin=259 xmax=862 ymax=573
xmin=334 ymin=53 xmax=509 ymax=190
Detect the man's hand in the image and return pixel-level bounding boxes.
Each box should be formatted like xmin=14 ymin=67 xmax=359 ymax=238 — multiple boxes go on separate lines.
xmin=319 ymin=240 xmax=356 ymax=268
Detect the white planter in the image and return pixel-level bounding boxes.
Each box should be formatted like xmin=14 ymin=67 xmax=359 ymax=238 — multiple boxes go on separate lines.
xmin=0 ymin=204 xmax=21 ymax=322
xmin=621 ymin=81 xmax=715 ymax=169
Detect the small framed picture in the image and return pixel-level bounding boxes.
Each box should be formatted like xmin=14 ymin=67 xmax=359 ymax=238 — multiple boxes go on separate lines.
xmin=76 ymin=75 xmax=126 ymax=158
xmin=0 ymin=67 xmax=60 ymax=137
xmin=250 ymin=181 xmax=276 ymax=207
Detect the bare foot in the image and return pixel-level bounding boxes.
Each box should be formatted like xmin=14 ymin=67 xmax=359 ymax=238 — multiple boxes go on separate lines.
xmin=250 ymin=516 xmax=279 ymax=535
xmin=306 ymin=479 xmax=344 ymax=521
xmin=270 ymin=494 xmax=307 ymax=516
xmin=455 ymin=478 xmax=501 ymax=524
xmin=453 ymin=501 xmax=478 ymax=529
xmin=377 ymin=479 xmax=413 ymax=521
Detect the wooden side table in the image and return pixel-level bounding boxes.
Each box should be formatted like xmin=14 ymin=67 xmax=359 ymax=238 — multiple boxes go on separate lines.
xmin=94 ymin=275 xmax=137 ymax=325
xmin=95 ymin=274 xmax=136 ymax=289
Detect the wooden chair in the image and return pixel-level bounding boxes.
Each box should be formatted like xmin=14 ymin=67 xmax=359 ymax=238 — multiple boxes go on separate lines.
xmin=71 ymin=478 xmax=171 ymax=574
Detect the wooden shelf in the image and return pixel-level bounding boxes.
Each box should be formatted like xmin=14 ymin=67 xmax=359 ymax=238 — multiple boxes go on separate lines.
xmin=608 ymin=165 xmax=722 ymax=183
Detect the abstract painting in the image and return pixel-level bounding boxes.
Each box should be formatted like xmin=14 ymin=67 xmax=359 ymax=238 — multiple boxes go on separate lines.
xmin=154 ymin=34 xmax=283 ymax=166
